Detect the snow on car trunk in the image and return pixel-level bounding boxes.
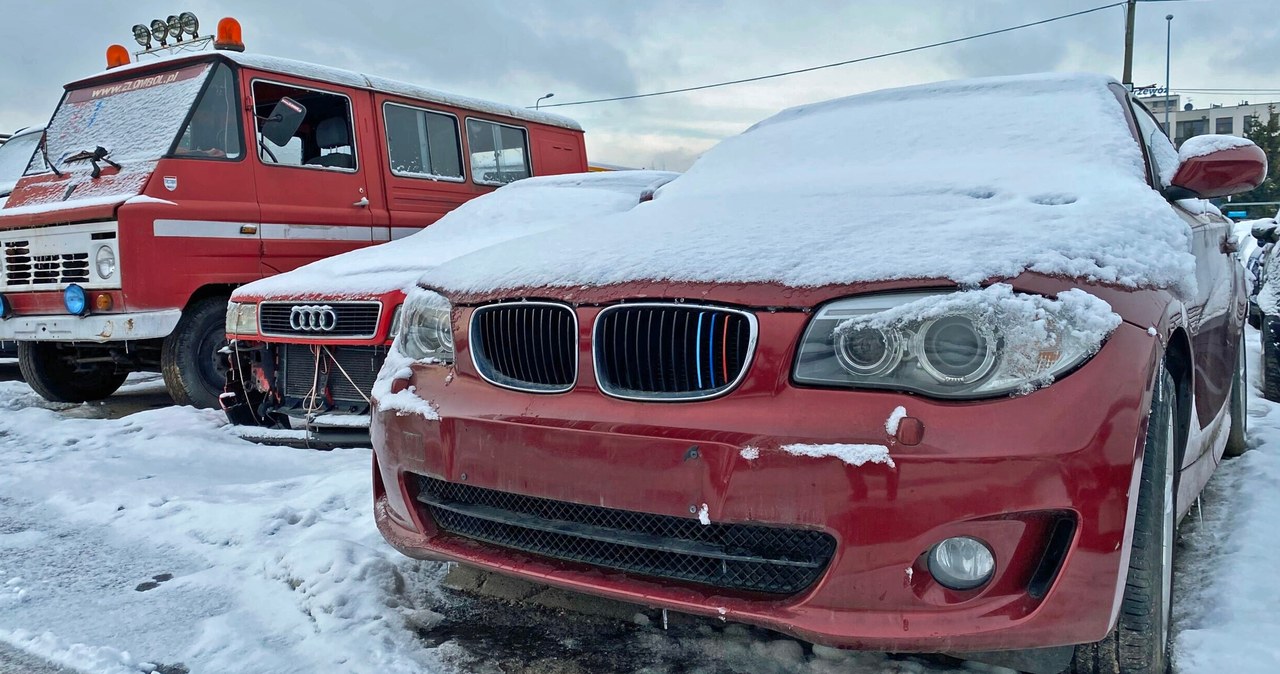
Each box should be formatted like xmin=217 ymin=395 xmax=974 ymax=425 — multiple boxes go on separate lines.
xmin=419 ymin=73 xmax=1197 ymax=298
xmin=232 ymin=171 xmax=678 ymax=301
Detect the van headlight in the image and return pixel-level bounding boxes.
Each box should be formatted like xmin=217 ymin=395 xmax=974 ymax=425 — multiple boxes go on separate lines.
xmin=398 ymin=289 xmax=453 ymax=363
xmin=793 ymin=285 xmax=1120 ymax=398
xmin=225 ymin=302 xmax=258 ymax=336
xmin=95 ymin=245 xmax=116 ymax=279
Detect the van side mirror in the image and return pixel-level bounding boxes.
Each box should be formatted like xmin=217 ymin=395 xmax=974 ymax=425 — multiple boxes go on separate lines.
xmin=1165 ymin=135 xmax=1268 ymax=200
xmin=260 ymin=97 xmax=306 ymax=146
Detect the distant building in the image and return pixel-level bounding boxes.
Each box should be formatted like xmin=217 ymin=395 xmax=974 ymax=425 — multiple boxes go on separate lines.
xmin=1136 ymin=91 xmax=1279 ymax=147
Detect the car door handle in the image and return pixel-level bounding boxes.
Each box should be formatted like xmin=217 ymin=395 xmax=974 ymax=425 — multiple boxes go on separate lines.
xmin=1221 ymin=235 xmax=1239 ymax=254
xmin=353 ymin=196 xmax=370 ymax=208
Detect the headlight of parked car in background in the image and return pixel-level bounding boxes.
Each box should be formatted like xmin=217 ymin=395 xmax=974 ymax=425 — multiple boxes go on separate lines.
xmin=793 ymin=284 xmax=1120 ymax=399
xmin=398 ymin=289 xmax=454 ymax=363
xmin=224 ymin=302 xmax=259 ymax=337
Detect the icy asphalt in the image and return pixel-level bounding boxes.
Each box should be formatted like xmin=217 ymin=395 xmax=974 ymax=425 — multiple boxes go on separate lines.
xmin=0 ymin=346 xmax=1276 ymax=673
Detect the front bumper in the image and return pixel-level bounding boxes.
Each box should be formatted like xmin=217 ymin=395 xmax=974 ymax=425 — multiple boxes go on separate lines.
xmin=372 ymin=321 xmax=1158 ymax=653
xmin=0 ymin=309 xmax=181 ymax=342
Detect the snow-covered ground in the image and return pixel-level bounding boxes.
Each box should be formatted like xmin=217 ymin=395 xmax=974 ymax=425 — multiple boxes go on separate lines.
xmin=0 ymin=339 xmax=1277 ymax=673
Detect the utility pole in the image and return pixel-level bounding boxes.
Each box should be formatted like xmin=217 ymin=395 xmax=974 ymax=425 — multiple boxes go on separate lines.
xmin=1122 ymin=0 xmax=1137 ymax=86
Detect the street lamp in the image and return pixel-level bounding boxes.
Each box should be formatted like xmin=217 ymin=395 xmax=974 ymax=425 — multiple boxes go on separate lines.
xmin=1165 ymin=14 xmax=1173 ymax=136
xmin=534 ymin=93 xmax=554 ymax=109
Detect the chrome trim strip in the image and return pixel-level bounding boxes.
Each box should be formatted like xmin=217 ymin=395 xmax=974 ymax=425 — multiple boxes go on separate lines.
xmin=592 ymin=302 xmax=758 ymax=402
xmin=469 ymin=301 xmax=578 ymax=394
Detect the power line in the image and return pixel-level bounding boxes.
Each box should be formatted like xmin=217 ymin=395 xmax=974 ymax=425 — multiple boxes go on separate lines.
xmin=537 ymin=1 xmax=1129 ymax=109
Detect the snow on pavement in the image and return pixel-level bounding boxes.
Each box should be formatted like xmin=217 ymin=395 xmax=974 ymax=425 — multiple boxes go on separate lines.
xmin=1 ymin=345 xmax=1278 ymax=672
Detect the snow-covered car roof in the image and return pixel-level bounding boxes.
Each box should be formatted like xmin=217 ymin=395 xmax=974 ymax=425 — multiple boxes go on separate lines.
xmin=76 ymin=52 xmax=581 ymax=132
xmin=418 ymin=73 xmax=1198 ymax=299
xmin=232 ymin=170 xmax=679 ymax=301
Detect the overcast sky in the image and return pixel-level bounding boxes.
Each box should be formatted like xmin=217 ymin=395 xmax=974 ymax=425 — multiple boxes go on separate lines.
xmin=2 ymin=0 xmax=1276 ymax=170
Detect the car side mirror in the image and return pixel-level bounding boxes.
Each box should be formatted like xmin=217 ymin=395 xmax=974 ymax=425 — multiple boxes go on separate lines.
xmin=1165 ymin=135 xmax=1268 ymax=200
xmin=260 ymin=97 xmax=306 ymax=147
xmin=1254 ymin=222 xmax=1280 ymax=245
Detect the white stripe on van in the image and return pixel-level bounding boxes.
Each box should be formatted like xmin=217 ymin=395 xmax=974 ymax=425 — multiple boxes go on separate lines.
xmin=153 ymin=219 xmax=256 ymax=239
xmin=258 ymin=224 xmax=371 ymax=241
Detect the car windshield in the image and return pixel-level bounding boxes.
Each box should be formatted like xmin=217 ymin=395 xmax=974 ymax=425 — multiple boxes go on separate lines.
xmin=28 ymin=62 xmax=213 ymax=176
xmin=0 ymin=130 xmax=42 ymax=194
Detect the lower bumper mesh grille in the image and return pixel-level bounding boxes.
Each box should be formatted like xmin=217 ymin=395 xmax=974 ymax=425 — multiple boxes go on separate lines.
xmin=415 ymin=476 xmax=836 ymax=595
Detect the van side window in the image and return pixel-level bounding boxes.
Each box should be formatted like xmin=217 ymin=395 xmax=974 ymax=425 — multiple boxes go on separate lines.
xmin=466 ymin=119 xmax=530 ymax=185
xmin=174 ymin=63 xmax=242 ymax=160
xmin=252 ymin=80 xmax=356 ymax=171
xmin=383 ymin=103 xmax=463 ymax=180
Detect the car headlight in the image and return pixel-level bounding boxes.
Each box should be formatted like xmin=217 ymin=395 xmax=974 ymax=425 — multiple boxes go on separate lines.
xmin=388 ymin=304 xmax=404 ymax=339
xmin=95 ymin=245 xmax=116 ymax=279
xmin=398 ymin=289 xmax=454 ymax=363
xmin=225 ymin=302 xmax=258 ymax=336
xmin=793 ymin=284 xmax=1120 ymax=398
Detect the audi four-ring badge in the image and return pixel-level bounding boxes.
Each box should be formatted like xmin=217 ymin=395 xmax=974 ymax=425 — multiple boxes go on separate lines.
xmin=289 ymin=305 xmax=337 ymax=332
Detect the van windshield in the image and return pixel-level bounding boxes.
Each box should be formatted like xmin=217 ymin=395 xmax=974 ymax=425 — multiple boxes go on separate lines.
xmin=29 ymin=63 xmax=213 ymax=176
xmin=0 ymin=130 xmax=42 ymax=195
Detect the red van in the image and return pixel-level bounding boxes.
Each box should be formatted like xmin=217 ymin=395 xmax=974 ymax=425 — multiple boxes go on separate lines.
xmin=371 ymin=74 xmax=1261 ymax=673
xmin=0 ymin=30 xmax=585 ymax=408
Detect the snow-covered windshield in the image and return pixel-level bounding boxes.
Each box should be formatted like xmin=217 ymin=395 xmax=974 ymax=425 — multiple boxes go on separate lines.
xmin=0 ymin=130 xmax=41 ymax=195
xmin=30 ymin=63 xmax=212 ymax=175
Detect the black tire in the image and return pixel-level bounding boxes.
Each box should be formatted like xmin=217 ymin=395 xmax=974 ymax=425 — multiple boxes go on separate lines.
xmin=162 ymin=296 xmax=230 ymax=409
xmin=1225 ymin=332 xmax=1249 ymax=457
xmin=1262 ymin=314 xmax=1280 ymax=403
xmin=1072 ymin=366 xmax=1178 ymax=674
xmin=17 ymin=342 xmax=127 ymax=403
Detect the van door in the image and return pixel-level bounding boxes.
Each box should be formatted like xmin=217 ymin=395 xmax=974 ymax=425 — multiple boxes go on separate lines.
xmin=247 ymin=76 xmax=379 ymax=274
xmin=375 ymin=96 xmax=478 ymax=241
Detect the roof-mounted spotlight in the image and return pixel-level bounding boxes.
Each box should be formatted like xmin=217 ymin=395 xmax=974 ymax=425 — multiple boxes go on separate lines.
xmin=131 ymin=24 xmax=152 ymax=48
xmin=166 ymin=15 xmax=183 ymax=42
xmin=149 ymin=18 xmax=169 ymax=47
xmin=179 ymin=12 xmax=199 ymax=38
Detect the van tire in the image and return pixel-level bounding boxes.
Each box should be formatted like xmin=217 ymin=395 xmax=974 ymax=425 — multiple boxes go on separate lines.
xmin=162 ymin=297 xmax=229 ymax=409
xmin=1071 ymin=365 xmax=1178 ymax=674
xmin=17 ymin=342 xmax=127 ymax=403
xmin=1262 ymin=314 xmax=1280 ymax=403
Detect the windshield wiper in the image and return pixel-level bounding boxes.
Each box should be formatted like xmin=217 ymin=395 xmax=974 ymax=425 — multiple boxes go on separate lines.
xmin=63 ymin=145 xmax=120 ymax=179
xmin=39 ymin=129 xmax=63 ymax=177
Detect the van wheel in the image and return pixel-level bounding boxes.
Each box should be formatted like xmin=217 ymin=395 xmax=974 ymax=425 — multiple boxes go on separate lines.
xmin=162 ymin=297 xmax=229 ymax=409
xmin=17 ymin=342 xmax=127 ymax=403
xmin=1072 ymin=366 xmax=1178 ymax=674
xmin=1225 ymin=332 xmax=1249 ymax=457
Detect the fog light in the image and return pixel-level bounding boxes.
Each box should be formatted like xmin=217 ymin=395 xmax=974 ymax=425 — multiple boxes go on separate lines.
xmin=0 ymin=294 xmax=10 ymax=319
xmin=94 ymin=293 xmax=114 ymax=311
xmin=927 ymin=536 xmax=995 ymax=590
xmin=64 ymin=284 xmax=87 ymax=316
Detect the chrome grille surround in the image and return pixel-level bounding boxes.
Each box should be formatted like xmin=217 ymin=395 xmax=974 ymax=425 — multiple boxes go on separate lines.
xmin=259 ymin=301 xmax=383 ymax=340
xmin=592 ymin=303 xmax=758 ymax=401
xmin=469 ymin=301 xmax=578 ymax=393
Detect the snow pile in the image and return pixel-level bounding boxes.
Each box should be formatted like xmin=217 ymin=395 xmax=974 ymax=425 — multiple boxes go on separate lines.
xmin=885 ymin=406 xmax=909 ymax=435
xmin=1177 ymin=134 xmax=1255 ymax=161
xmin=234 ymin=171 xmax=677 ymax=300
xmin=377 ymin=387 xmax=441 ymax=421
xmin=837 ymin=284 xmax=1121 ymax=394
xmin=421 ymin=73 xmax=1198 ymax=298
xmin=1173 ymin=326 xmax=1280 ymax=672
xmin=779 ymin=443 xmax=895 ymax=468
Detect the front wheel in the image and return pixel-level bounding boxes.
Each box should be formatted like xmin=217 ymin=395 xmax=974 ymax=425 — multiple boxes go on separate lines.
xmin=17 ymin=342 xmax=127 ymax=403
xmin=1072 ymin=365 xmax=1178 ymax=674
xmin=162 ymin=297 xmax=230 ymax=409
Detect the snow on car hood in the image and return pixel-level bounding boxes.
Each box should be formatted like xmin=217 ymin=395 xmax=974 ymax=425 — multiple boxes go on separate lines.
xmin=420 ymin=73 xmax=1198 ymax=299
xmin=232 ymin=170 xmax=678 ymax=301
